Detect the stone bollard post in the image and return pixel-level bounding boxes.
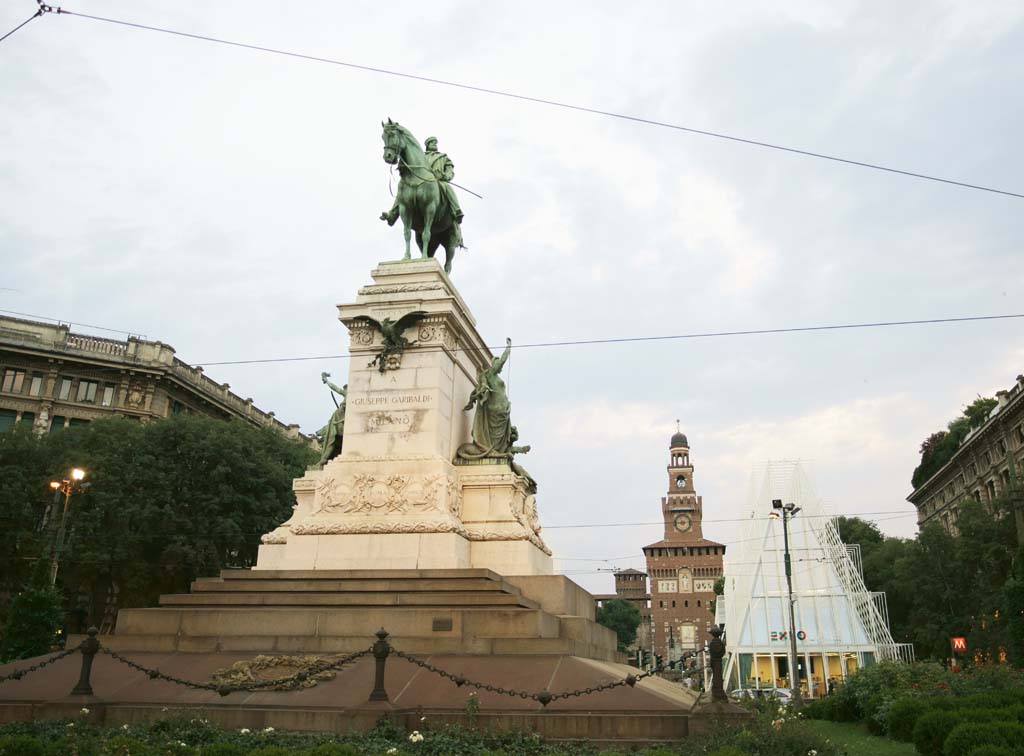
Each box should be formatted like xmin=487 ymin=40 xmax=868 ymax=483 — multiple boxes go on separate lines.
xmin=70 ymin=627 xmax=100 ymax=696
xmin=708 ymin=624 xmax=726 ymax=702
xmin=369 ymin=628 xmax=391 ymax=702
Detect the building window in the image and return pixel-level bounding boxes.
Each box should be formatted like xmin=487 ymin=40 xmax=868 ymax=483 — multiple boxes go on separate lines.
xmin=684 ymin=600 xmax=689 ymax=608
xmin=659 ymin=600 xmax=664 ymax=608
xmin=57 ymin=377 xmax=73 ymax=400
xmin=697 ymin=600 xmax=702 ymax=607
xmin=988 ymin=480 xmax=997 ymax=500
xmin=671 ymin=601 xmax=676 ymax=608
xmin=20 ymin=411 xmax=35 ymax=427
xmin=998 ymin=439 xmax=1008 ymax=456
xmin=171 ymin=400 xmax=186 ymax=415
xmin=29 ymin=374 xmax=43 ymax=396
xmin=49 ymin=415 xmax=66 ymax=433
xmin=0 ymin=409 xmax=16 ymax=432
xmin=1 ymin=369 xmax=25 ymax=393
xmin=76 ymin=380 xmax=98 ymax=403
xmin=101 ymin=385 xmax=115 ymax=407
xmin=68 ymin=418 xmax=90 ymax=427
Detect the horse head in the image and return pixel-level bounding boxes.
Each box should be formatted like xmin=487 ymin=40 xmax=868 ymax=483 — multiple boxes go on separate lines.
xmin=382 ymin=118 xmax=403 ymax=165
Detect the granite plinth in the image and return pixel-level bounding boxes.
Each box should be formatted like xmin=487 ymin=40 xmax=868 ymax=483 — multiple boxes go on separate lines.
xmin=256 ymin=260 xmax=551 ymax=575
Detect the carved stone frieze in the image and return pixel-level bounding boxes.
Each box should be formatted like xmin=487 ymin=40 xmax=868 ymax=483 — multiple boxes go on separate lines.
xmin=312 ymin=472 xmax=451 ymax=516
xmin=464 ymin=525 xmax=552 ymax=555
xmin=348 ymin=328 xmax=374 ymax=346
xmin=291 ymin=519 xmax=469 ymax=537
xmin=357 ymin=282 xmax=446 ymax=296
xmin=417 ymin=323 xmax=457 ymax=351
xmin=260 ymin=530 xmax=289 ymax=545
xmin=447 ymin=475 xmax=463 ymax=519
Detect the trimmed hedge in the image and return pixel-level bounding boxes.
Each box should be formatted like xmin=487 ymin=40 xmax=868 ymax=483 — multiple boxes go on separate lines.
xmin=944 ymin=724 xmax=1010 ymax=756
xmin=914 ymin=710 xmax=963 ymax=756
xmin=0 ymin=735 xmax=46 ymax=756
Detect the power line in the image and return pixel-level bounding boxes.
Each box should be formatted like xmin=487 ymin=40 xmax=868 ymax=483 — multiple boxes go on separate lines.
xmin=0 ymin=8 xmax=40 ymax=44
xmin=544 ymin=510 xmax=915 ymax=529
xmin=193 ymin=313 xmax=1024 ymax=366
xmin=35 ymin=6 xmax=1023 ymax=200
xmin=0 ymin=308 xmax=143 ymax=338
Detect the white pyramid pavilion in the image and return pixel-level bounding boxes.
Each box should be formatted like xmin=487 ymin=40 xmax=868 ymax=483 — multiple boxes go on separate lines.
xmin=721 ymin=461 xmax=912 ymax=698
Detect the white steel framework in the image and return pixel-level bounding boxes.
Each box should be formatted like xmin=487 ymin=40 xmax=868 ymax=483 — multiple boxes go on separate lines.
xmin=722 ymin=462 xmax=913 ymax=698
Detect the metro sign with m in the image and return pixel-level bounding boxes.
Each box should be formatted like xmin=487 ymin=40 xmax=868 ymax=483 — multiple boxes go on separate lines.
xmin=951 ymin=637 xmax=967 ymax=652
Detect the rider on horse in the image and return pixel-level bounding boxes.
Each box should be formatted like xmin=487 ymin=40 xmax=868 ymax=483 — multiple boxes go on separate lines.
xmin=382 ymin=136 xmax=465 ymax=248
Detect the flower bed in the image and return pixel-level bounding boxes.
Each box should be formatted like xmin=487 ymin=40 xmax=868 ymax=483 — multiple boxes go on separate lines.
xmin=0 ymin=704 xmax=841 ymax=756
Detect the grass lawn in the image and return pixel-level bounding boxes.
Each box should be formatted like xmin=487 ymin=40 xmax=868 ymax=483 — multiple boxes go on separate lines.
xmin=804 ymin=719 xmax=915 ymax=756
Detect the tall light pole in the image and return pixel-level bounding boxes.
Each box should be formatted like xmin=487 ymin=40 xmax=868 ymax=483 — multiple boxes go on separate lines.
xmin=49 ymin=467 xmax=86 ymax=586
xmin=771 ymin=498 xmax=802 ymax=704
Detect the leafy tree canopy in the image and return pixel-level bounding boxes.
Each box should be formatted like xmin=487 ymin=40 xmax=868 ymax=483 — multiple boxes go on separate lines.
xmin=912 ymin=396 xmax=996 ymax=488
xmin=0 ymin=416 xmax=315 ymax=643
xmin=595 ymin=598 xmax=642 ymax=651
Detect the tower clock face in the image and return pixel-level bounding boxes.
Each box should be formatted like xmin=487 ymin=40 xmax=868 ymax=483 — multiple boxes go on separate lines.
xmin=675 ymin=475 xmax=686 ymax=488
xmin=673 ymin=513 xmax=692 ymax=532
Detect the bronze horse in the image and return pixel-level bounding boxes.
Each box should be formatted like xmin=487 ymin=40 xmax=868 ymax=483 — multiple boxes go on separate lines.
xmin=380 ymin=120 xmax=461 ymax=274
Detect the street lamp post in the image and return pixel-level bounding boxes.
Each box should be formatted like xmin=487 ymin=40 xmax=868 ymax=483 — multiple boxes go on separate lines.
xmin=49 ymin=467 xmax=86 ymax=586
xmin=771 ymin=498 xmax=802 ymax=705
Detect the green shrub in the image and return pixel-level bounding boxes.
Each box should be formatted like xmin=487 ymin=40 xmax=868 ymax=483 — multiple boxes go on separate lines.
xmin=306 ymin=745 xmax=362 ymax=756
xmin=802 ymin=691 xmax=860 ymax=722
xmin=101 ymin=736 xmax=161 ymax=756
xmin=45 ymin=735 xmax=101 ymax=756
xmin=944 ymin=723 xmax=1012 ymax=756
xmin=993 ymin=721 xmax=1024 ymax=743
xmin=247 ymin=747 xmax=293 ymax=756
xmin=198 ymin=744 xmax=248 ymax=756
xmin=914 ymin=709 xmax=963 ymax=756
xmin=889 ymin=696 xmax=931 ymax=741
xmin=0 ymin=735 xmax=45 ymax=756
xmin=966 ymin=747 xmax=1014 ymax=756
xmin=708 ymin=748 xmax=747 ymax=756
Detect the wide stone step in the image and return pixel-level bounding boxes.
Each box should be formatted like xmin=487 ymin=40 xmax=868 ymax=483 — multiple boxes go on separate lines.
xmin=158 ymin=591 xmax=537 ymax=608
xmin=222 ymin=568 xmax=502 ymax=581
xmin=190 ymin=577 xmax=519 ymax=594
xmin=115 ymin=606 xmax=561 ymax=641
xmin=79 ymin=633 xmax=599 ymax=656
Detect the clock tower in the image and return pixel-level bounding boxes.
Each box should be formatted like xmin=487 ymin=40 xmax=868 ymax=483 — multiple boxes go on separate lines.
xmin=643 ymin=425 xmax=725 ymax=664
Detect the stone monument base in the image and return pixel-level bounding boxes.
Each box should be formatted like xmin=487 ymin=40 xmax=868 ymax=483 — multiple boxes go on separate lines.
xmin=256 ymin=456 xmax=553 ymax=574
xmin=0 ymin=568 xmax=708 ymax=743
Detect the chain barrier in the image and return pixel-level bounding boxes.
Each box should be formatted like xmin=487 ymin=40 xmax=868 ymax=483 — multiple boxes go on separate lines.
xmin=390 ymin=646 xmax=704 ymax=707
xmin=0 ymin=647 xmax=78 ymax=684
xmin=99 ymin=646 xmax=372 ymax=696
xmin=0 ymin=624 xmax=715 ymax=709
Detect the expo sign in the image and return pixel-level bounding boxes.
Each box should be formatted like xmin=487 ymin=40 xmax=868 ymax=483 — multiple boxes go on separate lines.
xmin=770 ymin=626 xmax=806 ymax=639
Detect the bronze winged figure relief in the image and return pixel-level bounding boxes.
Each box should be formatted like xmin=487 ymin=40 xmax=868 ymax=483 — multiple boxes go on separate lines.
xmin=353 ymin=310 xmax=428 ymax=373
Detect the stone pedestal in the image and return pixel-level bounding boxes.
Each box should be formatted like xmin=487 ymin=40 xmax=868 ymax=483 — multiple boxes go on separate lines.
xmin=257 ymin=260 xmax=551 ymax=575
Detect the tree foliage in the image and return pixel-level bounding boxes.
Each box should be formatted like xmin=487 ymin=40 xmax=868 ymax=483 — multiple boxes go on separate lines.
xmin=595 ymin=598 xmax=642 ymax=651
xmin=0 ymin=558 xmax=63 ymax=662
xmin=912 ymin=396 xmax=997 ymax=488
xmin=0 ymin=416 xmax=315 ymax=643
xmin=841 ymin=497 xmax=1020 ymax=663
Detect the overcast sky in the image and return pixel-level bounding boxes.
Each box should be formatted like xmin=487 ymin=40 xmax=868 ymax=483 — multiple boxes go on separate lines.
xmin=2 ymin=1 xmax=1022 ymax=593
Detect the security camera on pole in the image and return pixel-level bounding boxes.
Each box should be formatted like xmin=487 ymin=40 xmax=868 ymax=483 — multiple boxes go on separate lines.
xmin=770 ymin=498 xmax=802 ymax=705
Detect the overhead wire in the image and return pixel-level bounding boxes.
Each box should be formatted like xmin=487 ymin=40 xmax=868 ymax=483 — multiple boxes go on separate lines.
xmin=193 ymin=313 xmax=1024 ymax=366
xmin=20 ymin=5 xmax=1022 ymax=200
xmin=0 ymin=8 xmax=40 ymax=44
